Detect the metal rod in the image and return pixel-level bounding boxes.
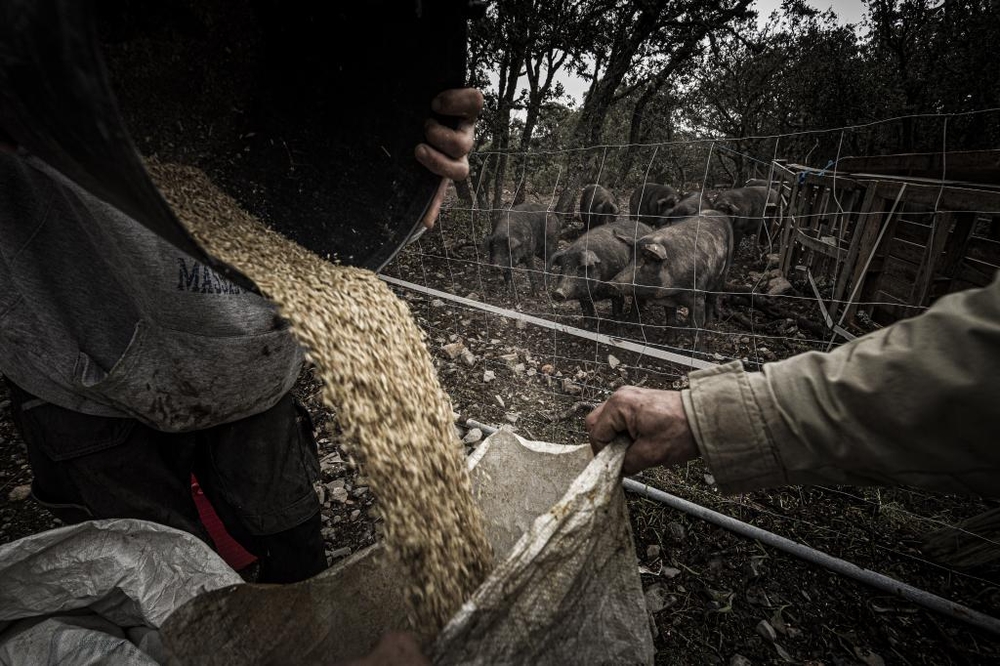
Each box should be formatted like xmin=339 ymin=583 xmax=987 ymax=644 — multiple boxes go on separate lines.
xmin=381 ymin=275 xmax=717 ymax=371
xmin=623 ymin=478 xmax=1000 ymax=637
xmin=463 ymin=418 xmax=1000 ymax=637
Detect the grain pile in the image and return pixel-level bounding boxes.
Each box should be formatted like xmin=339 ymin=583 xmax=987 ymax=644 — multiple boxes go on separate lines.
xmin=145 ymin=159 xmax=493 ymax=640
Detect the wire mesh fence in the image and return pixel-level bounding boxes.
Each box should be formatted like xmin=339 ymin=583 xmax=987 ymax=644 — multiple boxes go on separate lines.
xmin=380 ymin=109 xmax=1000 ymax=625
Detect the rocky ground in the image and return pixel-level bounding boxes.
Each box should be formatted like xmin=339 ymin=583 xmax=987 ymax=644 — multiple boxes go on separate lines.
xmin=381 ymin=203 xmax=1000 ymax=665
xmin=3 ymin=204 xmax=1000 ymax=665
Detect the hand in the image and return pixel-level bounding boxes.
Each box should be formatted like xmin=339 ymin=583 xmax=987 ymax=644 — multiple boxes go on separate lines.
xmin=335 ymin=631 xmax=429 ymax=666
xmin=585 ymin=387 xmax=700 ymax=475
xmin=414 ymin=87 xmax=483 ymax=229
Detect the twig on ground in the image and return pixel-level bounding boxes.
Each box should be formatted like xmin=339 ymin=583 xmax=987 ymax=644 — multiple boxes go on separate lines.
xmin=548 ymin=401 xmax=598 ymax=422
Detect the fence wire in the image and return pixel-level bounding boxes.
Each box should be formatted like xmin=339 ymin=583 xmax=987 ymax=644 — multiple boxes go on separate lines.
xmin=383 ymin=110 xmax=1000 ymax=617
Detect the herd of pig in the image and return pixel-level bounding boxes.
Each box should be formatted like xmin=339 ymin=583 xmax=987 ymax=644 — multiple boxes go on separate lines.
xmin=481 ymin=180 xmax=780 ymax=336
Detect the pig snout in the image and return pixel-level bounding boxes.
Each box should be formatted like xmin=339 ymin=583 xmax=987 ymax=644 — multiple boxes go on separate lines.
xmin=552 ymin=275 xmax=580 ymax=301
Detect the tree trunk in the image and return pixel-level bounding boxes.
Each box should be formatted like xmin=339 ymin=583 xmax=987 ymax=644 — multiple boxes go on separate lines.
xmin=454 ymin=177 xmax=475 ymax=208
xmin=616 ymin=89 xmax=653 ymax=188
xmin=554 ymin=60 xmax=636 ymax=215
xmin=515 ymin=48 xmax=567 ymax=206
xmin=489 ymin=52 xmax=522 ymax=220
xmin=554 ymin=5 xmax=667 ymax=215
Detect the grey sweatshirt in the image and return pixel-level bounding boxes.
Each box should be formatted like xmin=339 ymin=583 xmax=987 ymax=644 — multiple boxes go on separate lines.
xmin=0 ymin=150 xmax=304 ymax=432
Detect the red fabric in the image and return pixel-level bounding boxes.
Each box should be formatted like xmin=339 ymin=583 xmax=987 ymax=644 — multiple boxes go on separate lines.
xmin=191 ymin=475 xmax=258 ymax=571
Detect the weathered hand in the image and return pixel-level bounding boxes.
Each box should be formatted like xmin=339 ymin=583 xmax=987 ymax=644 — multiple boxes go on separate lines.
xmin=585 ymin=387 xmax=699 ymax=475
xmin=335 ymin=631 xmax=429 ymax=666
xmin=415 ymin=87 xmax=483 ymax=229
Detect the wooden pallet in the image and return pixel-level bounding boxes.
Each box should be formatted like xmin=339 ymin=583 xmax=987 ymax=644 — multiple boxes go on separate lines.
xmin=774 ymin=155 xmax=1000 ymax=329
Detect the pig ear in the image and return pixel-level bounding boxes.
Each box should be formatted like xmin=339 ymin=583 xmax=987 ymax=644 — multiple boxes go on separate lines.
xmin=581 ymin=250 xmax=601 ymax=267
xmin=716 ymin=201 xmax=738 ymax=216
xmin=641 ymin=242 xmax=668 ymax=262
xmin=607 ymin=202 xmax=620 ymax=216
xmin=656 ymin=197 xmax=674 ymax=214
xmin=613 ymin=227 xmax=640 ymax=246
xmin=507 ymin=237 xmax=523 ymax=249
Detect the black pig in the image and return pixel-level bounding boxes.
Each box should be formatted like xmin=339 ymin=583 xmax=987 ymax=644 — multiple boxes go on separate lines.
xmin=712 ymin=186 xmax=779 ymax=251
xmin=548 ymin=219 xmax=654 ymax=318
xmin=661 ymin=189 xmax=721 ymax=226
xmin=484 ymin=202 xmax=561 ymax=292
xmin=611 ymin=211 xmax=733 ymax=335
xmin=579 ymin=184 xmax=620 ymax=231
xmin=629 ymin=183 xmax=679 ymax=227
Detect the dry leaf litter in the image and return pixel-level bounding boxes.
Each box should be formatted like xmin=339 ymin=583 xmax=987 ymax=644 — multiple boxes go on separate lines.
xmin=145 ymin=159 xmax=493 ymax=641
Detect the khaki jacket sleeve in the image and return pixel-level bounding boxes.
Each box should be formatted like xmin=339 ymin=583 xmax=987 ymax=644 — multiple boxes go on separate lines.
xmin=681 ymin=271 xmax=1000 ymax=497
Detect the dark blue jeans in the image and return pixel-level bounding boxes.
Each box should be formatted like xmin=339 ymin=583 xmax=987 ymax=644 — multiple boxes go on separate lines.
xmin=6 ymin=378 xmax=326 ymax=584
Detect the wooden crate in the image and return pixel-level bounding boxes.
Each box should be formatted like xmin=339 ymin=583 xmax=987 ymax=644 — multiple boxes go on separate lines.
xmin=774 ymin=154 xmax=1000 ymax=329
xmin=777 ymin=167 xmax=873 ymax=323
xmin=852 ymin=180 xmax=1000 ymax=325
xmin=836 ymin=149 xmax=1000 ymax=185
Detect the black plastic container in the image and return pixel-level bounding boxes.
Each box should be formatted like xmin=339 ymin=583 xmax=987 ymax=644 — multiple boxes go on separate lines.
xmin=0 ymin=0 xmax=471 ymax=291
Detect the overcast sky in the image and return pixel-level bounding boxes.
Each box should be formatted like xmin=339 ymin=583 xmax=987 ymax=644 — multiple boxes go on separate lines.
xmin=549 ymin=0 xmax=869 ymax=105
xmin=757 ymin=0 xmax=867 ymax=26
